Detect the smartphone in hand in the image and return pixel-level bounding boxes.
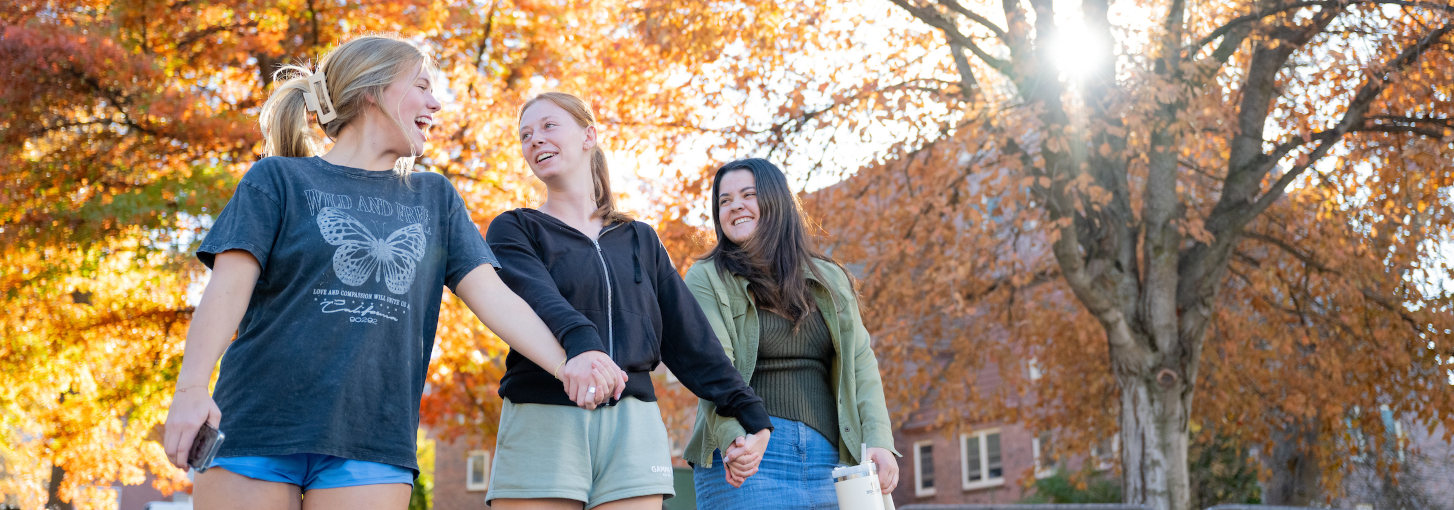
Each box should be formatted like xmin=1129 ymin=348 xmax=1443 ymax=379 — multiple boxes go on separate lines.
xmin=187 ymin=423 xmax=225 ymax=472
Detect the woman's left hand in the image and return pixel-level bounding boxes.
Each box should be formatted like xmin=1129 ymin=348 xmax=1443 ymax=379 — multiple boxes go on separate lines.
xmin=722 ymin=428 xmax=771 ymax=487
xmin=867 ymin=447 xmax=898 ymax=493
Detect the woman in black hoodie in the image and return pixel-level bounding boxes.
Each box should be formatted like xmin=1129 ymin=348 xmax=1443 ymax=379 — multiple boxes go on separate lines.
xmin=483 ymin=92 xmax=773 ymax=510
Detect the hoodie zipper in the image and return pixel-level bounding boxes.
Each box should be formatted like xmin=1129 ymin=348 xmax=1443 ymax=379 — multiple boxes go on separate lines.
xmin=591 ymin=223 xmax=625 ymax=359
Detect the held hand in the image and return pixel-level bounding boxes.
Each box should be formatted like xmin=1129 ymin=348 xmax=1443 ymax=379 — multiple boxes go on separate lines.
xmin=721 ymin=428 xmax=770 ymax=488
xmin=590 ymin=357 xmax=631 ymax=401
xmin=724 ymin=457 xmax=756 ymax=487
xmin=722 ymin=436 xmax=750 ymax=487
xmin=162 ymin=386 xmax=221 ymax=469
xmin=867 ymin=447 xmax=899 ymax=493
xmin=560 ymin=351 xmax=627 ymax=409
xmin=576 ymin=361 xmax=618 ymax=406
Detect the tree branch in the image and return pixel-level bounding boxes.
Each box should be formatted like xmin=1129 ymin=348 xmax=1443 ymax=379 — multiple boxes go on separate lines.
xmin=1364 ymin=114 xmax=1452 ymax=128
xmin=1247 ymin=20 xmax=1454 ymax=217
xmin=176 ymin=20 xmax=260 ymax=51
xmin=1244 ymin=231 xmax=1335 ymax=273
xmin=472 ymin=0 xmax=502 ymax=73
xmin=1190 ymin=0 xmax=1454 ymax=55
xmin=938 ymin=0 xmax=1010 ymax=41
xmin=1355 ymin=124 xmax=1447 ymax=138
xmin=1357 ymin=115 xmax=1453 ymax=138
xmin=889 ymin=0 xmax=1013 ymax=76
xmin=1243 ymin=234 xmax=1428 ymax=336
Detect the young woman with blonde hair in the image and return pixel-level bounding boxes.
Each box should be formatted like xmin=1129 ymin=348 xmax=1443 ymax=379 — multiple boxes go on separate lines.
xmin=162 ymin=36 xmax=625 ymax=510
xmin=484 ymin=92 xmax=772 ymax=510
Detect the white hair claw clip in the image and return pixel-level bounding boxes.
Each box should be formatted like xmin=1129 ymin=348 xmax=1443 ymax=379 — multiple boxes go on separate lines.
xmin=302 ymin=70 xmax=338 ymax=125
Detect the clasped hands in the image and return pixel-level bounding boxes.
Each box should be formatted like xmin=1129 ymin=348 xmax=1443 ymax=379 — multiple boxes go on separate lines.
xmin=721 ymin=433 xmax=898 ymax=493
xmin=557 ymin=350 xmax=628 ymax=410
xmin=720 ymin=428 xmax=771 ymax=487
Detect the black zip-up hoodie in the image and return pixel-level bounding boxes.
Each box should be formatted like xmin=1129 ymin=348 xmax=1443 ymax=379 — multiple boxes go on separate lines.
xmin=486 ymin=208 xmax=772 ymax=434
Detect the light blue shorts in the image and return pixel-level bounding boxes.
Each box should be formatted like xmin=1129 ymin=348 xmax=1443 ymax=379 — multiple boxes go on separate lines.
xmin=210 ymin=453 xmax=414 ymax=490
xmin=486 ymin=397 xmax=675 ymax=508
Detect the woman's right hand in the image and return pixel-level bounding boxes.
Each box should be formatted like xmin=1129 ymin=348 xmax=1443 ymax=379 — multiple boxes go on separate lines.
xmin=162 ymin=386 xmax=222 ymax=469
xmin=560 ymin=351 xmax=627 ymax=409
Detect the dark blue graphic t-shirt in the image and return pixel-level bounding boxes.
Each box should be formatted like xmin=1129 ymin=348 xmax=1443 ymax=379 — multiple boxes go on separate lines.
xmin=197 ymin=156 xmax=498 ymax=472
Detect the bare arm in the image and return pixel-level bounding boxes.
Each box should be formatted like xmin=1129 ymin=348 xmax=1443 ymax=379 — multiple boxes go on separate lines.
xmin=163 ymin=250 xmax=259 ymax=469
xmin=453 ymin=265 xmax=626 ymax=408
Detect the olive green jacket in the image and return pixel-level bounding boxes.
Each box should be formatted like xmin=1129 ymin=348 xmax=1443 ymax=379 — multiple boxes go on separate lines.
xmin=682 ymin=257 xmax=900 ymax=468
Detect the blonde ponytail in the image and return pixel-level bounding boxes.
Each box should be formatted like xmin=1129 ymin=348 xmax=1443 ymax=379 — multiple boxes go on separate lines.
xmin=587 ymin=146 xmax=627 ymax=223
xmin=257 ymin=34 xmax=434 ymax=169
xmin=260 ymin=66 xmax=327 ymax=157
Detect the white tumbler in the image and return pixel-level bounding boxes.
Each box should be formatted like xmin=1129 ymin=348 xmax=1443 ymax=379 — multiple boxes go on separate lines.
xmin=832 ymin=445 xmax=895 ymax=510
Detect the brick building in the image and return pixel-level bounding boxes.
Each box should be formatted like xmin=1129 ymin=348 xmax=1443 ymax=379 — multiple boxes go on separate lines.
xmin=432 ymin=435 xmax=491 ymax=510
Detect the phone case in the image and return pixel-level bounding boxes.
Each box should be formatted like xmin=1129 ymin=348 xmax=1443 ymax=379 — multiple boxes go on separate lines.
xmin=188 ymin=424 xmax=226 ymax=472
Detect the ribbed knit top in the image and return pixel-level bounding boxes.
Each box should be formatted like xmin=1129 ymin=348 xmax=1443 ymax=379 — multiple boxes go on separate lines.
xmin=750 ymin=309 xmax=839 ymax=444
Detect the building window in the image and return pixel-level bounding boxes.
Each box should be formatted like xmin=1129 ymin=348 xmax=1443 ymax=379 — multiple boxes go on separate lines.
xmin=1381 ymin=405 xmax=1408 ymax=463
xmin=466 ymin=450 xmax=491 ymax=491
xmin=961 ymin=430 xmax=1004 ymax=490
xmin=1032 ymin=432 xmax=1057 ymax=479
xmin=1026 ymin=357 xmax=1043 ymax=381
xmin=1091 ymin=435 xmax=1119 ymax=471
xmin=913 ymin=440 xmax=936 ymax=497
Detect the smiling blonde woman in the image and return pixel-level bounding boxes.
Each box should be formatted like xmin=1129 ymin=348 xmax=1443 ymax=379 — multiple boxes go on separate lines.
xmin=162 ymin=36 xmax=622 ymax=510
xmin=484 ymin=92 xmax=773 ymax=510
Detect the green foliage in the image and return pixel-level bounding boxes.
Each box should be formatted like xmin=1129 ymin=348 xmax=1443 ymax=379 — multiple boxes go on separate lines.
xmin=1188 ymin=430 xmax=1261 ymax=508
xmin=409 ymin=429 xmax=435 ymax=510
xmin=1020 ymin=470 xmax=1123 ymax=504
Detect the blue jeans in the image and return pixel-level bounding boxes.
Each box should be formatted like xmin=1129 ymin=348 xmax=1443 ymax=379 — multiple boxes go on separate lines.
xmin=693 ymin=416 xmax=840 ymax=510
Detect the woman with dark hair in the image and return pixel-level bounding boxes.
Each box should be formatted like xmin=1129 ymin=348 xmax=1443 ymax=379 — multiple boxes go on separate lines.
xmin=483 ymin=92 xmax=773 ymax=510
xmin=683 ymin=158 xmax=899 ymax=508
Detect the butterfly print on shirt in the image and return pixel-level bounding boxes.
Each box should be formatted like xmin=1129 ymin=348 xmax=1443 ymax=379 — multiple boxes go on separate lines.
xmin=316 ymin=207 xmax=427 ymax=294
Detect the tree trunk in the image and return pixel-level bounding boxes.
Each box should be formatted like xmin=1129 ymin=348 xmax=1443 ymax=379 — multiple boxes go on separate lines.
xmin=45 ymin=464 xmax=74 ymax=510
xmin=1264 ymin=418 xmax=1323 ymax=505
xmin=1113 ymin=331 xmax=1194 ymax=510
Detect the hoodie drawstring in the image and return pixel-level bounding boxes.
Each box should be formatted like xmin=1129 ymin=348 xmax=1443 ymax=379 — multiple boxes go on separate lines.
xmin=631 ymin=223 xmax=642 ymax=284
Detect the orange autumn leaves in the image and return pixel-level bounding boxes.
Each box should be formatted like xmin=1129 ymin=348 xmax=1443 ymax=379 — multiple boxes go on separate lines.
xmin=5 ymin=0 xmax=1454 ymax=508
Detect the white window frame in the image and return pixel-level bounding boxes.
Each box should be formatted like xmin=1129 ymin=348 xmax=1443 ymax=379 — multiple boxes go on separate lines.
xmin=1032 ymin=433 xmax=1056 ymax=479
xmin=1026 ymin=357 xmax=1043 ymax=381
xmin=466 ymin=450 xmax=491 ymax=491
xmin=960 ymin=429 xmax=1005 ymax=491
xmin=913 ymin=439 xmax=936 ymax=497
xmin=1091 ymin=435 xmax=1120 ymax=471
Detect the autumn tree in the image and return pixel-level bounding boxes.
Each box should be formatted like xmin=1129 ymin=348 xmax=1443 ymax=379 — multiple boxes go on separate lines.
xmin=708 ymin=1 xmax=1454 ymax=509
xmin=8 ymin=1 xmax=1453 ymax=509
xmin=0 ymin=0 xmax=822 ymax=507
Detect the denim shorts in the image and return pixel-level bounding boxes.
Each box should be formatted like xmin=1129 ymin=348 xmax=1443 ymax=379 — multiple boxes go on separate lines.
xmin=210 ymin=453 xmax=414 ymax=490
xmin=692 ymin=416 xmax=841 ymax=510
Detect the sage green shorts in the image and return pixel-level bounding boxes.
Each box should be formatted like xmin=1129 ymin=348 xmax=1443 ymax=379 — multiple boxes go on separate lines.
xmin=486 ymin=397 xmax=675 ymax=508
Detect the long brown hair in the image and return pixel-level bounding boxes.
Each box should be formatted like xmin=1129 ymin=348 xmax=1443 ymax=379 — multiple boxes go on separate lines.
xmin=705 ymin=158 xmax=836 ymax=324
xmin=259 ymin=34 xmax=433 ymax=177
xmin=519 ymin=92 xmax=632 ymax=225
